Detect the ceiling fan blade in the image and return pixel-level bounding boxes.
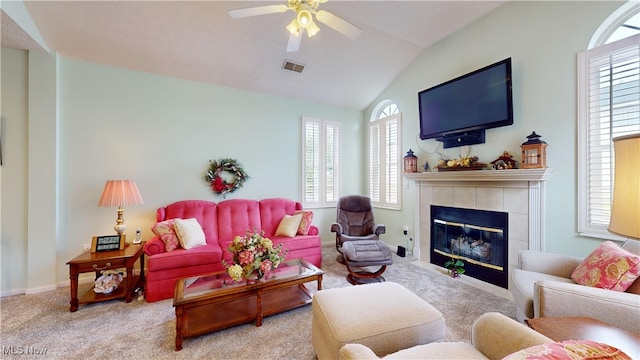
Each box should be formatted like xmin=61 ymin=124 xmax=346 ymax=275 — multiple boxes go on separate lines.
xmin=315 ymin=10 xmax=362 ymax=40
xmin=287 ymin=32 xmax=302 ymax=52
xmin=228 ymin=4 xmax=289 ymax=19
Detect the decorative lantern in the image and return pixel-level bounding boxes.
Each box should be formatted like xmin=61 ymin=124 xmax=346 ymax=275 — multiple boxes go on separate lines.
xmin=521 ymin=132 xmax=547 ymax=169
xmin=403 ymin=149 xmax=418 ymax=173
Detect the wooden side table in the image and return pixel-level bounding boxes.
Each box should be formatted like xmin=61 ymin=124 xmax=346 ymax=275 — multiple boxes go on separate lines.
xmin=526 ymin=317 xmax=640 ymax=358
xmin=66 ymin=242 xmax=145 ymax=312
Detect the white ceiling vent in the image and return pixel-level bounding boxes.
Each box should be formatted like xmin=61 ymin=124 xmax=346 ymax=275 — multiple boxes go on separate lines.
xmin=282 ymin=60 xmax=304 ymax=73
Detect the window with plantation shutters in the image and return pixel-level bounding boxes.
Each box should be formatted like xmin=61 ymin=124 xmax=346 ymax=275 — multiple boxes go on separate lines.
xmin=578 ymin=33 xmax=640 ymax=240
xmin=302 ymin=117 xmax=340 ymax=207
xmin=369 ymin=102 xmax=401 ymax=210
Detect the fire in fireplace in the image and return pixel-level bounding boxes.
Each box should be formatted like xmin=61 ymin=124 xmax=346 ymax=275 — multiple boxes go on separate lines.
xmin=431 ymin=205 xmax=508 ymax=288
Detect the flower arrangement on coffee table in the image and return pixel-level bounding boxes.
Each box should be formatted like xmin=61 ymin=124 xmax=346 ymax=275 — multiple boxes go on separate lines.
xmin=225 ymin=229 xmax=288 ymax=283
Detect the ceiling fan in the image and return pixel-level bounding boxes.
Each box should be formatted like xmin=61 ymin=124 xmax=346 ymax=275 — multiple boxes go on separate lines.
xmin=228 ymin=0 xmax=362 ymax=52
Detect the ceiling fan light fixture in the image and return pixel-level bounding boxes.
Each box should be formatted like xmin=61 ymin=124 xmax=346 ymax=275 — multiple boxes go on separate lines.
xmin=306 ymin=20 xmax=320 ymax=38
xmin=297 ymin=10 xmax=312 ymax=28
xmin=286 ymin=18 xmax=300 ymax=35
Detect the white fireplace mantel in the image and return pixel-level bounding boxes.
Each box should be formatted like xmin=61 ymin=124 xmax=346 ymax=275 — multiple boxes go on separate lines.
xmin=404 ymin=168 xmax=554 ymax=288
xmin=403 ymin=168 xmax=554 ymax=183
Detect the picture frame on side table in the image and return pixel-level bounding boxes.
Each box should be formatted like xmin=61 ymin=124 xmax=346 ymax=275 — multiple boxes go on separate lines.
xmin=91 ymin=235 xmax=126 ymax=253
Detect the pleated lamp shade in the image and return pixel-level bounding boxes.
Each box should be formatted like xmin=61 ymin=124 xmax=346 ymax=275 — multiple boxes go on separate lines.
xmin=98 ymin=180 xmax=144 ymax=235
xmin=608 ymin=134 xmax=640 ymax=240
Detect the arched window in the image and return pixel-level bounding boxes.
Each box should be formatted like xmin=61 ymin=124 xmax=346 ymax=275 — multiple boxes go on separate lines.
xmin=369 ymin=101 xmax=402 ymax=209
xmin=577 ymin=3 xmax=639 ymax=240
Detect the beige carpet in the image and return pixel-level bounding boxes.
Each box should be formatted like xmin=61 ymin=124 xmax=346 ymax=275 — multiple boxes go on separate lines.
xmin=0 ymin=244 xmax=516 ymax=359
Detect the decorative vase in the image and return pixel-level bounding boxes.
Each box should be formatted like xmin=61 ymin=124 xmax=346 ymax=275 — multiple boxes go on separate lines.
xmin=245 ymin=273 xmax=257 ymax=285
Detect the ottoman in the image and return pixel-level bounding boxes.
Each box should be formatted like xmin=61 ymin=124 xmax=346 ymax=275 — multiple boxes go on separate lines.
xmin=342 ymin=240 xmax=393 ymax=284
xmin=312 ymin=282 xmax=446 ymax=360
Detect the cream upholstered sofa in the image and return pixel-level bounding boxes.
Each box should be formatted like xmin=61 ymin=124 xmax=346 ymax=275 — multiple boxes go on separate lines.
xmin=511 ymin=240 xmax=640 ymax=333
xmin=338 ymin=312 xmax=553 ymax=360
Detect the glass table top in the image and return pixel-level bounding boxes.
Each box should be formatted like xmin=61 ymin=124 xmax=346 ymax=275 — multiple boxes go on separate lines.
xmin=175 ymin=258 xmax=323 ymax=302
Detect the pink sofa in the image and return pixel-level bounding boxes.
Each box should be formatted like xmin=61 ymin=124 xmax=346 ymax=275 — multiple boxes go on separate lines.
xmin=143 ymin=198 xmax=322 ymax=302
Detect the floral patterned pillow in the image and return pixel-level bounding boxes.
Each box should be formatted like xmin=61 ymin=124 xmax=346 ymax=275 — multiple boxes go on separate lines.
xmin=502 ymin=340 xmax=631 ymax=360
xmin=151 ymin=219 xmax=180 ymax=252
xmin=295 ymin=210 xmax=314 ymax=235
xmin=571 ymin=241 xmax=640 ymax=291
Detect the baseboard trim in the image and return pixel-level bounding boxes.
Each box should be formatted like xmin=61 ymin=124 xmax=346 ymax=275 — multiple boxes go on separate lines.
xmin=25 ymin=284 xmax=57 ymax=295
xmin=0 ymin=288 xmax=26 ymax=297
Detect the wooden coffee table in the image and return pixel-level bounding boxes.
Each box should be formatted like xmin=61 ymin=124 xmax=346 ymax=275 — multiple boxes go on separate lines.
xmin=173 ymin=258 xmax=323 ymax=351
xmin=527 ymin=317 xmax=640 ymax=358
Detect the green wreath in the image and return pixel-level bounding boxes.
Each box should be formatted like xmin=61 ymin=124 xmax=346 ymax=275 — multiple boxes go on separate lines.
xmin=205 ymin=158 xmax=249 ymax=197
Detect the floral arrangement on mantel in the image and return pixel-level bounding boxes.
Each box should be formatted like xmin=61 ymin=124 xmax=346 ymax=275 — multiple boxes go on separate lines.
xmin=225 ymin=229 xmax=288 ymax=283
xmin=436 ymin=155 xmax=485 ymax=171
xmin=205 ymin=158 xmax=249 ymax=197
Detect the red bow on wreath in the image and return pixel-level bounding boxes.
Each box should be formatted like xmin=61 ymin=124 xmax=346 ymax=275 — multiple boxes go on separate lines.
xmin=211 ymin=175 xmax=227 ymax=193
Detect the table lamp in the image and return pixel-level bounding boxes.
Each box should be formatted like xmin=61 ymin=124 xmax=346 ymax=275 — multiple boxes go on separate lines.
xmin=608 ymin=133 xmax=640 ymax=242
xmin=98 ymin=180 xmax=144 ymax=235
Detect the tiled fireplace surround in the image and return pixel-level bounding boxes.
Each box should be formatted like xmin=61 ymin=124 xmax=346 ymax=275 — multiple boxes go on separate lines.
xmin=404 ymin=168 xmax=554 ymax=290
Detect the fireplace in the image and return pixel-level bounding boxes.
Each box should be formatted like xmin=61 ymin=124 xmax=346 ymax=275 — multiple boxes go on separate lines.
xmin=431 ymin=206 xmax=508 ymax=288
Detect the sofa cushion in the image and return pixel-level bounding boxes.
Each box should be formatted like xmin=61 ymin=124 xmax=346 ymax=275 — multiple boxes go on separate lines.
xmin=174 ymin=218 xmax=207 ymax=250
xmin=259 ymin=198 xmax=302 ymax=237
xmin=217 ymin=199 xmax=262 ymax=256
xmin=147 ymin=244 xmax=223 ymax=272
xmin=511 ymin=269 xmax=575 ymax=319
xmin=295 ymin=210 xmax=314 ymax=235
xmin=275 ymin=213 xmax=303 ymax=237
xmin=151 ymin=219 xmax=180 ymax=252
xmin=161 ymin=200 xmax=219 ymax=245
xmin=502 ymin=340 xmax=631 ymax=360
xmin=571 ymin=241 xmax=640 ymax=291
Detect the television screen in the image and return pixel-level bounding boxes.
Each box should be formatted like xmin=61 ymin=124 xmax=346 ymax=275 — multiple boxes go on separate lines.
xmin=418 ymin=58 xmax=513 ymax=145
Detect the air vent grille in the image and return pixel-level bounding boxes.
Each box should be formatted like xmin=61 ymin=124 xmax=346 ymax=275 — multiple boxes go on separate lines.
xmin=283 ymin=60 xmax=304 ymax=73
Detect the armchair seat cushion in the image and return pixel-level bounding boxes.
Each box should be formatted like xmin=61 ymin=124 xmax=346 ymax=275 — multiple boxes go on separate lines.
xmin=340 ymin=234 xmax=380 ymax=242
xmin=346 ymin=342 xmax=488 ymax=360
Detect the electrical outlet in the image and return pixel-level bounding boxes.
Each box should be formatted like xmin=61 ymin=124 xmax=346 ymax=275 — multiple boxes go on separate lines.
xmin=403 ymin=226 xmax=409 ymax=235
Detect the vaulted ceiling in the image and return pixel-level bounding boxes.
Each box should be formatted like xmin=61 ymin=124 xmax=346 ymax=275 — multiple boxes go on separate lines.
xmin=1 ymin=1 xmax=506 ymax=110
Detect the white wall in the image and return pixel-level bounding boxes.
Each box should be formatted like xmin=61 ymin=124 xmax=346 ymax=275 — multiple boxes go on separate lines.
xmin=1 ymin=48 xmax=29 ymax=294
xmin=369 ymin=1 xmax=623 ymax=257
xmin=1 ymin=53 xmax=363 ymax=294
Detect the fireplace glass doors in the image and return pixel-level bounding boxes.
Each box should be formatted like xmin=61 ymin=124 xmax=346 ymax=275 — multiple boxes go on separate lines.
xmin=431 ymin=206 xmax=508 ymax=288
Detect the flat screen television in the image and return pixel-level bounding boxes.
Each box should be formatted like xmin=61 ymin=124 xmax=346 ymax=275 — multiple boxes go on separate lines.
xmin=418 ymin=58 xmax=513 ymax=148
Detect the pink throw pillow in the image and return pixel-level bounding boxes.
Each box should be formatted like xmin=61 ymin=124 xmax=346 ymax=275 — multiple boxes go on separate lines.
xmin=502 ymin=340 xmax=631 ymax=360
xmin=571 ymin=241 xmax=640 ymax=291
xmin=295 ymin=210 xmax=314 ymax=235
xmin=151 ymin=219 xmax=181 ymax=252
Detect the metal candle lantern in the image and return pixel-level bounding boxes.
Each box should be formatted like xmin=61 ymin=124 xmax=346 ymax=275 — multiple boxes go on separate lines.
xmin=403 ymin=149 xmax=418 ymax=173
xmin=521 ymin=132 xmax=547 ymax=169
